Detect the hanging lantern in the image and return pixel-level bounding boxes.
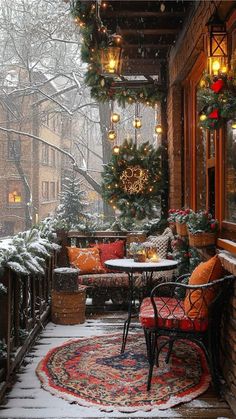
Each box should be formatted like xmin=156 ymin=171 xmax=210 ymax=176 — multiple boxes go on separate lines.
xmin=100 ymin=46 xmax=122 ymax=76
xmin=133 ymin=118 xmax=142 ymax=129
xmin=207 ymin=12 xmax=228 ymax=76
xmin=113 ymin=145 xmax=120 ymax=155
xmin=107 ymin=130 xmax=117 ymax=141
xmin=111 ymin=113 xmax=120 ymax=123
xmin=155 ymin=124 xmax=163 ymax=134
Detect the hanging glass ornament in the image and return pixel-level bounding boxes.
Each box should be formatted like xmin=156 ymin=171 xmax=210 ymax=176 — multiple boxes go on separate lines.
xmin=107 ymin=130 xmax=117 ymax=141
xmin=112 ymin=145 xmax=120 ymax=154
xmin=133 ymin=118 xmax=142 ymax=129
xmin=111 ymin=113 xmax=120 ymax=123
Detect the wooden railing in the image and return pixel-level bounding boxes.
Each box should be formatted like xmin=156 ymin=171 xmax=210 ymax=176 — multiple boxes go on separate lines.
xmin=0 ymin=253 xmax=56 ymax=400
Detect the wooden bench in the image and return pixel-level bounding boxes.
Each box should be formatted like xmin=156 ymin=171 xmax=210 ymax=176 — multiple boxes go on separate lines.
xmin=56 ymin=230 xmax=146 ymax=309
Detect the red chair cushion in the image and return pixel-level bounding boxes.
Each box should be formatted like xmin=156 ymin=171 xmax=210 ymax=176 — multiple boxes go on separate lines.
xmin=139 ymin=297 xmax=208 ymax=332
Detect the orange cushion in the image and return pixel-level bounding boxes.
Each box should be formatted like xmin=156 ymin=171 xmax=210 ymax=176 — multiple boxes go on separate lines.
xmin=92 ymin=240 xmax=125 ymax=272
xmin=67 ymin=247 xmax=104 ymax=274
xmin=184 ymin=255 xmax=223 ymax=318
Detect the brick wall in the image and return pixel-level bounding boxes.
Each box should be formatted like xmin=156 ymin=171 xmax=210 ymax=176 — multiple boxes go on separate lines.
xmin=167 ymin=1 xmax=236 ymax=413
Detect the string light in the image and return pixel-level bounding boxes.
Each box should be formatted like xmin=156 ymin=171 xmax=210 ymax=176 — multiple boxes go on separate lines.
xmin=111 ymin=113 xmax=120 ymax=123
xmin=133 ymin=118 xmax=142 ymax=129
xmin=199 ymin=113 xmax=207 ymax=122
xmin=155 ymin=124 xmax=163 ymax=134
xmin=107 ymin=130 xmax=117 ymax=141
xmin=232 ymin=121 xmax=236 ymax=130
xmin=113 ymin=145 xmax=120 ymax=155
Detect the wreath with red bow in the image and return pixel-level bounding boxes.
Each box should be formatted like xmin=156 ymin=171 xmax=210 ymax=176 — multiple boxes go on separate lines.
xmin=197 ymin=72 xmax=236 ymax=130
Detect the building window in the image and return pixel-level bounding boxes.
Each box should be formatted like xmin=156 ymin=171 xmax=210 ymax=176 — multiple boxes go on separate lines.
xmin=50 ymin=182 xmax=56 ymax=199
xmin=42 ymin=181 xmax=49 ymax=200
xmin=41 ymin=144 xmax=49 ymax=164
xmin=225 ymin=122 xmax=236 ymax=223
xmin=8 ymin=140 xmax=21 ymax=160
xmin=8 ymin=181 xmax=23 ymax=204
xmin=51 ymin=148 xmax=56 ymax=166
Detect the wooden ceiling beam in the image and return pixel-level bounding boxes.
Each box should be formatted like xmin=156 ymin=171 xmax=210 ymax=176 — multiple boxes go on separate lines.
xmin=101 ymin=11 xmax=185 ymax=18
xmin=119 ymin=28 xmax=179 ymax=35
xmin=124 ymin=43 xmax=172 ymax=49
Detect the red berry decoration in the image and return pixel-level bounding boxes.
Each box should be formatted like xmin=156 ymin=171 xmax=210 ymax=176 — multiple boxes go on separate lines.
xmin=210 ymin=79 xmax=224 ymax=93
xmin=208 ymin=109 xmax=219 ymax=119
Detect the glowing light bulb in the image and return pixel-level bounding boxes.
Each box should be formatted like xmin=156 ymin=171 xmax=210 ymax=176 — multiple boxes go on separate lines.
xmin=232 ymin=121 xmax=236 ymax=130
xmin=111 ymin=113 xmax=120 ymax=123
xmin=212 ymin=60 xmax=220 ymax=74
xmin=113 ymin=145 xmax=120 ymax=155
xmin=107 ymin=130 xmax=117 ymax=141
xmin=155 ymin=124 xmax=163 ymax=134
xmin=199 ymin=114 xmax=207 ymax=121
xmin=133 ymin=118 xmax=142 ymax=129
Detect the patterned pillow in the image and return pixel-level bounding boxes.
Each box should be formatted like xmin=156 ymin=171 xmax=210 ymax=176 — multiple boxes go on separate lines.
xmin=184 ymin=255 xmax=223 ymax=319
xmin=67 ymin=247 xmax=105 ymax=274
xmin=93 ymin=240 xmax=125 ymax=272
xmin=146 ymin=235 xmax=169 ymax=259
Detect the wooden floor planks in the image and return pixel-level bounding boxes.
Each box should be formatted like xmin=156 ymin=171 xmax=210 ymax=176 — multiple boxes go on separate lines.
xmin=0 ymin=312 xmax=235 ymax=419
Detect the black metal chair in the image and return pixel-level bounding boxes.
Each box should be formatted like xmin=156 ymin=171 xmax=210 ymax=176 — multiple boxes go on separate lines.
xmin=139 ymin=274 xmax=235 ymax=391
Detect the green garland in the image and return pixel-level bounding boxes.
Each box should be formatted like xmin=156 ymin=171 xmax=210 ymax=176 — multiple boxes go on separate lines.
xmin=102 ymin=139 xmax=163 ymax=219
xmin=70 ymin=1 xmax=163 ymax=107
xmin=198 ymin=72 xmax=236 ymax=130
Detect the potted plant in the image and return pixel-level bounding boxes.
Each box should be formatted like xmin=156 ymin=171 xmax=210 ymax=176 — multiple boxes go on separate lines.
xmin=167 ymin=209 xmax=181 ymax=233
xmin=187 ymin=210 xmax=219 ymax=247
xmin=129 ymin=242 xmax=146 ymax=262
xmin=175 ymin=209 xmax=192 ymax=236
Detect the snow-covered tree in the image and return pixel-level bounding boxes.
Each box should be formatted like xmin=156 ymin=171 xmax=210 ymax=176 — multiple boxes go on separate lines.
xmin=56 ymin=173 xmax=88 ymax=230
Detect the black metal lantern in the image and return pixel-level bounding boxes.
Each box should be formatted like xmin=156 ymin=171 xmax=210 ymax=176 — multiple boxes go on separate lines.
xmin=100 ymin=46 xmax=122 ymax=76
xmin=207 ymin=12 xmax=228 ymax=75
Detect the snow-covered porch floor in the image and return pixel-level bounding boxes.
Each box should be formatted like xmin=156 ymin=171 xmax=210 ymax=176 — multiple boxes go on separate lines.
xmin=0 ymin=312 xmax=234 ymax=419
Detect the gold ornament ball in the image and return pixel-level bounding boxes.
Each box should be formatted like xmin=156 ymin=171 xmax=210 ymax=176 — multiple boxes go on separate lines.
xmin=113 ymin=145 xmax=120 ymax=154
xmin=155 ymin=124 xmax=163 ymax=134
xmin=107 ymin=130 xmax=117 ymax=141
xmin=232 ymin=121 xmax=236 ymax=130
xmin=111 ymin=113 xmax=120 ymax=123
xmin=199 ymin=114 xmax=207 ymax=121
xmin=133 ymin=118 xmax=142 ymax=129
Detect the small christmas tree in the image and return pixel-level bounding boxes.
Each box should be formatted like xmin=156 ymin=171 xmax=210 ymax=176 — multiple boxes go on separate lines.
xmin=56 ymin=173 xmax=88 ymax=230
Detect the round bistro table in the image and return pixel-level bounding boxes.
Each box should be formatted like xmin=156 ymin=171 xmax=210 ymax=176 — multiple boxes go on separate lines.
xmin=104 ymin=258 xmax=178 ymax=353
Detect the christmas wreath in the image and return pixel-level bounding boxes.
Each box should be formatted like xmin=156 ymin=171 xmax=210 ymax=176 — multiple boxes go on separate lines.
xmin=70 ymin=1 xmax=163 ymax=107
xmin=102 ymin=140 xmax=163 ymax=219
xmin=198 ymin=72 xmax=236 ymax=130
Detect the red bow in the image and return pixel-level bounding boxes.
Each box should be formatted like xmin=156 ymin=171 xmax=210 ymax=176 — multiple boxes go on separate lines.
xmin=208 ymin=109 xmax=219 ymax=119
xmin=210 ymin=79 xmax=224 ymax=93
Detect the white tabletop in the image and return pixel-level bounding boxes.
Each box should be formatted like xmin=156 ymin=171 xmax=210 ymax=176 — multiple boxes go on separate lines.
xmin=104 ymin=258 xmax=178 ymax=272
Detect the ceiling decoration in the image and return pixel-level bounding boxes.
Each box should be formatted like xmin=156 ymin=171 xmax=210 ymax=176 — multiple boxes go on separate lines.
xmin=71 ymin=1 xmax=193 ymax=106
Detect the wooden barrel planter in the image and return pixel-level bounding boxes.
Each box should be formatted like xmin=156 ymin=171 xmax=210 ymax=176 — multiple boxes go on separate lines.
xmin=51 ymin=288 xmax=86 ymax=325
xmin=176 ymin=222 xmax=188 ymax=236
xmin=188 ymin=232 xmax=216 ymax=248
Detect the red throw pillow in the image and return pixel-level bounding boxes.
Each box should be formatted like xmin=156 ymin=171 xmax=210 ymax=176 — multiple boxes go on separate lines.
xmin=93 ymin=240 xmax=125 ymax=272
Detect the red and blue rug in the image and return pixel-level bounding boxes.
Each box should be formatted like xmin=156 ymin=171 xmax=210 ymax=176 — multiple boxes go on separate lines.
xmin=36 ymin=333 xmax=210 ymax=412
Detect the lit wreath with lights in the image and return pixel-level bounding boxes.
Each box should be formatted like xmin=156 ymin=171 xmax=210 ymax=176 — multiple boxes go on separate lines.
xmin=198 ymin=72 xmax=236 ymax=131
xmin=102 ymin=140 xmax=163 ymax=219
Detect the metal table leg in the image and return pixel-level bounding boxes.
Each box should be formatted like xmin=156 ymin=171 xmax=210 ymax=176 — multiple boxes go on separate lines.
xmin=121 ymin=271 xmax=135 ymax=353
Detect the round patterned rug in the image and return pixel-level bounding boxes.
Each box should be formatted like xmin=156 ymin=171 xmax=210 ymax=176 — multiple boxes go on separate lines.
xmin=36 ymin=333 xmax=210 ymax=412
